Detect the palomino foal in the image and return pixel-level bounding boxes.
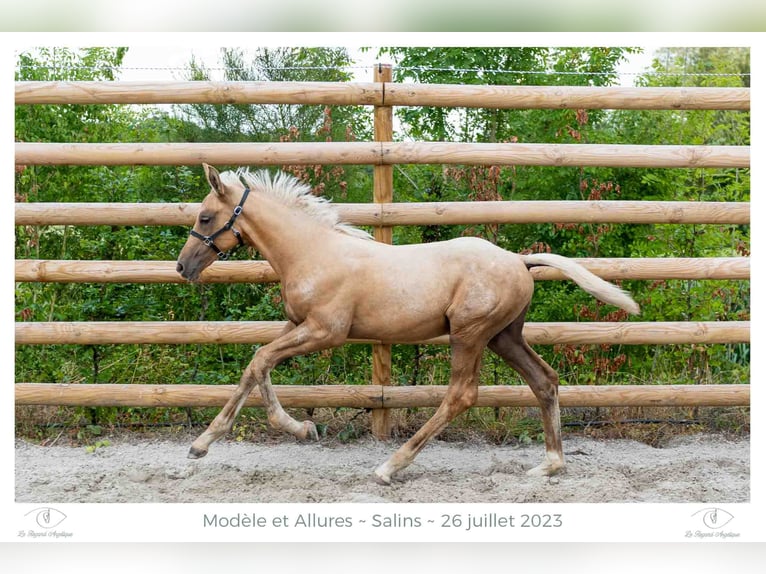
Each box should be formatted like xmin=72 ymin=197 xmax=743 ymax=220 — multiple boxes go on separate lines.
xmin=176 ymin=165 xmax=640 ymax=484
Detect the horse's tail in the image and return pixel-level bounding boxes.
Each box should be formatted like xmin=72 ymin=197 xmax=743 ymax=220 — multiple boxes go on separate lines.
xmin=522 ymin=253 xmax=640 ymax=315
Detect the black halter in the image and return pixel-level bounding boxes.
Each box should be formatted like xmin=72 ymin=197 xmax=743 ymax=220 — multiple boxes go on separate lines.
xmin=189 ymin=186 xmax=250 ymax=260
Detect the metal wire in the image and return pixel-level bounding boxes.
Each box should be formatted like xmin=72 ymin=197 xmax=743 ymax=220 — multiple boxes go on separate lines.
xmin=14 ymin=62 xmax=750 ymax=79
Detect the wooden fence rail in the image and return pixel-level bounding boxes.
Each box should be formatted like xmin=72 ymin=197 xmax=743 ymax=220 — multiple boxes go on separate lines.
xmin=15 ymin=321 xmax=750 ymax=346
xmin=15 ymin=142 xmax=750 ymax=168
xmin=383 ymin=84 xmax=751 ymax=111
xmin=15 ymin=75 xmax=750 ymax=422
xmin=15 ymin=258 xmax=751 ymax=283
xmin=15 ymin=81 xmax=751 ymax=110
xmin=15 ymin=200 xmax=750 ymax=226
xmin=15 ymin=383 xmax=750 ymax=408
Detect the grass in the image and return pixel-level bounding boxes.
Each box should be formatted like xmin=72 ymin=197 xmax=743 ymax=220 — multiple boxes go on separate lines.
xmin=15 ymin=402 xmax=750 ymax=449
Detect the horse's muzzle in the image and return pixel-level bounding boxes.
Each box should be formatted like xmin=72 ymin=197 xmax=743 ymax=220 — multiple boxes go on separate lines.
xmin=176 ymin=260 xmax=200 ymax=282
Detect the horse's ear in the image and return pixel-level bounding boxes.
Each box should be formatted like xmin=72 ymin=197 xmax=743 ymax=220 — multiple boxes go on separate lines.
xmin=203 ymin=163 xmax=224 ymax=196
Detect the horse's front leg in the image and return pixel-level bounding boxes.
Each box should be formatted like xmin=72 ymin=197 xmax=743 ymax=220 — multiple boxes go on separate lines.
xmin=188 ymin=318 xmax=345 ymax=459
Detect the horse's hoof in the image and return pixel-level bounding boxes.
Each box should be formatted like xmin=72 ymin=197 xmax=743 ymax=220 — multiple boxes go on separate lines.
xmin=373 ymin=472 xmax=392 ymax=486
xmin=526 ymin=461 xmax=565 ymax=477
xmin=188 ymin=446 xmax=208 ymax=459
xmin=303 ymin=421 xmax=319 ymax=441
xmin=526 ymin=465 xmax=548 ymax=477
xmin=372 ymin=474 xmax=391 ymax=486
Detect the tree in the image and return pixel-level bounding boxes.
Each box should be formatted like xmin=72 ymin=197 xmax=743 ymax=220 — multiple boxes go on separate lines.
xmin=15 ymin=48 xmax=215 ymax=427
xmin=598 ymin=47 xmax=751 ymax=383
xmin=178 ymin=47 xmax=370 ymax=142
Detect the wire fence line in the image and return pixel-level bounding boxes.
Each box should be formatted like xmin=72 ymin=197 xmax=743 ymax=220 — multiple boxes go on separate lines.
xmin=14 ymin=62 xmax=750 ymax=80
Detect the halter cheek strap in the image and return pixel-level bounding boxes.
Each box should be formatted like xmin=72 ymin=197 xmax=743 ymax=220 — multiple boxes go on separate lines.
xmin=189 ymin=186 xmax=250 ymax=260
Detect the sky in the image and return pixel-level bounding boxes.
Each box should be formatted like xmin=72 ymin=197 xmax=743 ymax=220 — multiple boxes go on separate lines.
xmin=117 ymin=43 xmax=657 ymax=86
xmin=14 ymin=30 xmax=755 ymax=87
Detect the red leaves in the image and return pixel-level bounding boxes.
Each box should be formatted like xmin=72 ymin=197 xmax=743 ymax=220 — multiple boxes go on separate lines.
xmin=17 ymin=308 xmax=33 ymax=321
xmin=279 ymin=108 xmax=352 ymax=197
xmin=581 ymin=177 xmax=620 ymax=201
xmin=556 ymin=109 xmax=589 ymax=141
xmin=446 ymin=164 xmax=505 ymax=242
xmin=445 ymin=164 xmax=503 ymax=202
xmin=735 ymin=240 xmax=750 ymax=257
xmin=555 ymin=342 xmax=629 ymax=381
xmin=520 ymin=241 xmax=551 ymax=255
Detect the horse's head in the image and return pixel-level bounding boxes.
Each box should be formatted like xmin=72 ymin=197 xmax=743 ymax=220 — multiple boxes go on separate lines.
xmin=176 ymin=164 xmax=248 ymax=281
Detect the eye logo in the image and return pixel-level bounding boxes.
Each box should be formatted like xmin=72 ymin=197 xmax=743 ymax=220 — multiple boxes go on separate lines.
xmin=692 ymin=507 xmax=734 ymax=530
xmin=25 ymin=507 xmax=67 ymax=529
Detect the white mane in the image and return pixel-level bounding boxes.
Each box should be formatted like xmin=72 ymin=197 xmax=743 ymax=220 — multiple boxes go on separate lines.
xmin=220 ymin=168 xmax=372 ymax=240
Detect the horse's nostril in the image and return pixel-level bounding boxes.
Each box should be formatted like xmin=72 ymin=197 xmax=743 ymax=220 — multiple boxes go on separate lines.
xmin=176 ymin=262 xmax=184 ymax=274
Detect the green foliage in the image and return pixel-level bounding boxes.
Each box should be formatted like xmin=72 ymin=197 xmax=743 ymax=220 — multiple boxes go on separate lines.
xmin=178 ymin=47 xmax=371 ymax=143
xmin=85 ymin=440 xmax=111 ymax=454
xmin=377 ymin=46 xmax=749 ymax=387
xmin=15 ymin=46 xmax=749 ymax=433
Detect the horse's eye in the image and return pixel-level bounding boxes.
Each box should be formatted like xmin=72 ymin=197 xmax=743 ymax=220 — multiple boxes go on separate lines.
xmin=199 ymin=215 xmax=212 ymax=225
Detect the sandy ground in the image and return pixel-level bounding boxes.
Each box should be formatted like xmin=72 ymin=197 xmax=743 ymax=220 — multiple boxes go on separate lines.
xmin=15 ymin=432 xmax=749 ymax=503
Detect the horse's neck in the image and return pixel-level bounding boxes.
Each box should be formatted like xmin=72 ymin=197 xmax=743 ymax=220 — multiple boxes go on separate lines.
xmin=240 ymin=193 xmax=329 ymax=276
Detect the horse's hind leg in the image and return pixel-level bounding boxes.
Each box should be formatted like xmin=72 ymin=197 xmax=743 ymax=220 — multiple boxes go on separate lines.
xmin=374 ymin=339 xmax=484 ymax=485
xmin=188 ymin=318 xmax=343 ymax=459
xmin=489 ymin=307 xmax=565 ymax=476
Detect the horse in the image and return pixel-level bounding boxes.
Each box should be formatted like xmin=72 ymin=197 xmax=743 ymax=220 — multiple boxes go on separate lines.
xmin=176 ymin=164 xmax=640 ymax=485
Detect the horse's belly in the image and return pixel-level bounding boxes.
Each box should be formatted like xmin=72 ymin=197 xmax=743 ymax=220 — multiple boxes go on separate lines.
xmin=348 ymin=311 xmax=449 ymax=344
xmin=345 ymin=244 xmax=526 ymax=343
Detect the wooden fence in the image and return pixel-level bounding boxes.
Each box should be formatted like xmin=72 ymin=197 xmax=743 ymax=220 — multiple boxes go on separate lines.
xmin=14 ymin=141 xmax=749 ymax=167
xmin=14 ymin=71 xmax=751 ymax=437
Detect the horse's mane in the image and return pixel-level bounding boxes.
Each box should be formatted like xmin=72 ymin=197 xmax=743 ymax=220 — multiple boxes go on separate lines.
xmin=220 ymin=168 xmax=372 ymax=241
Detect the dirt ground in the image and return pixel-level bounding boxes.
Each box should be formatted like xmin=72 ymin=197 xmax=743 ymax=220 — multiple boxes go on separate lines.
xmin=15 ymin=431 xmax=749 ymax=503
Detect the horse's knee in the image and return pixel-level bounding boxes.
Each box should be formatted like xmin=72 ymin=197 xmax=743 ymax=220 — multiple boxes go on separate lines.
xmin=244 ymin=354 xmax=269 ymax=382
xmin=545 ymin=367 xmax=559 ymax=387
xmin=530 ymin=374 xmax=559 ymax=408
xmin=452 ymin=384 xmax=478 ymax=412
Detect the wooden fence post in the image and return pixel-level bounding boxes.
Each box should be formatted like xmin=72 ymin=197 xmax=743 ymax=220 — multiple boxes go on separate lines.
xmin=371 ymin=63 xmax=394 ymax=440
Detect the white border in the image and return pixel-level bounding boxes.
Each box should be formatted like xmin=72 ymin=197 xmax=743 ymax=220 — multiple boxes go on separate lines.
xmin=8 ymin=502 xmax=762 ymax=542
xmin=4 ymin=31 xmax=762 ymax=546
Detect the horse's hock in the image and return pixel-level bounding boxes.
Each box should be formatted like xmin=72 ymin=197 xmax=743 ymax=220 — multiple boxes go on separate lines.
xmin=15 ymin=73 xmax=750 ymax=442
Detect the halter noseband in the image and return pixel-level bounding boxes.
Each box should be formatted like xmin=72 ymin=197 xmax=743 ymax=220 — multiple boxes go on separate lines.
xmin=189 ymin=186 xmax=250 ymax=260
